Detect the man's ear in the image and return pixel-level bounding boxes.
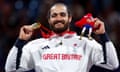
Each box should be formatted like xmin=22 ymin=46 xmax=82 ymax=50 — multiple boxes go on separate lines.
xmin=48 ymin=19 xmax=50 ymax=24
xmin=69 ymin=16 xmax=72 ymax=23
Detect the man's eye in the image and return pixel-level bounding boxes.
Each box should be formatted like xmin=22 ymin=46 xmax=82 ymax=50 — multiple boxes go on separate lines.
xmin=60 ymin=13 xmax=66 ymax=17
xmin=51 ymin=14 xmax=57 ymax=18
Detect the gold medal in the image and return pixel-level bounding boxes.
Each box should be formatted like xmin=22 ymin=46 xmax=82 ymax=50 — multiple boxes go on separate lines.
xmin=32 ymin=22 xmax=41 ymax=29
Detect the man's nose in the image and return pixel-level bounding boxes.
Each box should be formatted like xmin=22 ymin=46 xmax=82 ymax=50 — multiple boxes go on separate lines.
xmin=56 ymin=15 xmax=63 ymax=20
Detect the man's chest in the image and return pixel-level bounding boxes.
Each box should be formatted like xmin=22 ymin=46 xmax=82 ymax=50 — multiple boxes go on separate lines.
xmin=30 ymin=38 xmax=92 ymax=62
xmin=29 ymin=38 xmax=93 ymax=72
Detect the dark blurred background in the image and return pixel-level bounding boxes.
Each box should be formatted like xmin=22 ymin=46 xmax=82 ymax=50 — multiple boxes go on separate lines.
xmin=0 ymin=0 xmax=120 ymax=72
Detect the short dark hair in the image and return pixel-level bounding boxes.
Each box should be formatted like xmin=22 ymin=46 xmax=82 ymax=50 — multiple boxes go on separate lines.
xmin=47 ymin=2 xmax=72 ymax=19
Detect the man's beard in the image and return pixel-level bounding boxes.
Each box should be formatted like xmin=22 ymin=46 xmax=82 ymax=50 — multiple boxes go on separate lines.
xmin=50 ymin=20 xmax=69 ymax=33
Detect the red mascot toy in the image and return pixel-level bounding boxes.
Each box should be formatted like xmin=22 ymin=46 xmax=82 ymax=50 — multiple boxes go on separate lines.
xmin=75 ymin=13 xmax=95 ymax=40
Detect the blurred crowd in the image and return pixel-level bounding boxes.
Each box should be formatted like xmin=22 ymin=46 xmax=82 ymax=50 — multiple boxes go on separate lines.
xmin=0 ymin=0 xmax=120 ymax=72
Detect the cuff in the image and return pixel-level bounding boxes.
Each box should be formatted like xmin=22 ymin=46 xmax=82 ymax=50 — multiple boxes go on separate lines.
xmin=14 ymin=38 xmax=28 ymax=49
xmin=99 ymin=33 xmax=110 ymax=43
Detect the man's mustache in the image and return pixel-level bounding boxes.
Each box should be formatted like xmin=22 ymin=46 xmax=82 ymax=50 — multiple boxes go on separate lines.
xmin=53 ymin=20 xmax=65 ymax=25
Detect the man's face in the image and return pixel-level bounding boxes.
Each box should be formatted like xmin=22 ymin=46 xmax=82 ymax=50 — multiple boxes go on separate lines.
xmin=48 ymin=4 xmax=72 ymax=33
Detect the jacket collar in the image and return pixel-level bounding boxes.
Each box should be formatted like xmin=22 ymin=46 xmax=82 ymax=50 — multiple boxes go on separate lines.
xmin=49 ymin=31 xmax=76 ymax=39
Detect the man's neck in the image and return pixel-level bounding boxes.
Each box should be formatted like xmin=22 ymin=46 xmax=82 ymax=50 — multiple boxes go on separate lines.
xmin=53 ymin=29 xmax=75 ymax=36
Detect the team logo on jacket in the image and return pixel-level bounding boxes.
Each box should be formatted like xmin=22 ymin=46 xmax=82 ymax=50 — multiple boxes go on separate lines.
xmin=42 ymin=53 xmax=82 ymax=60
xmin=42 ymin=45 xmax=50 ymax=50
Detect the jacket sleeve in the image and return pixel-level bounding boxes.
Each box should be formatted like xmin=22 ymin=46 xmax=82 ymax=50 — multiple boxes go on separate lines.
xmin=5 ymin=39 xmax=33 ymax=72
xmin=93 ymin=33 xmax=119 ymax=70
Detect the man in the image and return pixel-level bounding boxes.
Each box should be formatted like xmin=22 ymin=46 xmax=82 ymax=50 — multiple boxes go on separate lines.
xmin=5 ymin=2 xmax=119 ymax=72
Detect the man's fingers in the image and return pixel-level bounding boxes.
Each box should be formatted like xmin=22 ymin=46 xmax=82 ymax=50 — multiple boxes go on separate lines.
xmin=94 ymin=24 xmax=104 ymax=34
xmin=94 ymin=18 xmax=101 ymax=28
xmin=23 ymin=25 xmax=33 ymax=34
xmin=94 ymin=18 xmax=105 ymax=34
xmin=19 ymin=25 xmax=33 ymax=40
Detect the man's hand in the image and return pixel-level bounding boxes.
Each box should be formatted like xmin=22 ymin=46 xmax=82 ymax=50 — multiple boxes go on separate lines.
xmin=94 ymin=18 xmax=105 ymax=34
xmin=19 ymin=25 xmax=33 ymax=40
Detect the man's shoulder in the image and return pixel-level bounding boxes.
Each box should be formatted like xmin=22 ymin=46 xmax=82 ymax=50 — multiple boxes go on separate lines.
xmin=22 ymin=38 xmax=49 ymax=52
xmin=28 ymin=38 xmax=47 ymax=45
xmin=80 ymin=36 xmax=102 ymax=49
xmin=23 ymin=38 xmax=47 ymax=48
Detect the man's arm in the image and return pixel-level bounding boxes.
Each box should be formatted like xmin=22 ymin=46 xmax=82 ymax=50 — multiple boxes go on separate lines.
xmin=93 ymin=18 xmax=119 ymax=70
xmin=95 ymin=33 xmax=119 ymax=70
xmin=5 ymin=39 xmax=27 ymax=71
xmin=5 ymin=25 xmax=34 ymax=72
